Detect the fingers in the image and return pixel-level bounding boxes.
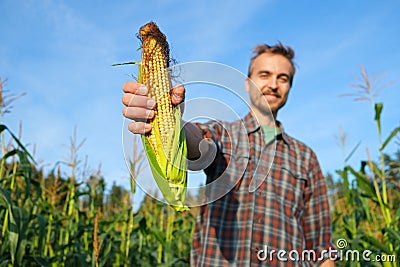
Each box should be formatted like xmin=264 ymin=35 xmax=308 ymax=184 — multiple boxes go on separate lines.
xmin=122 ymin=81 xmax=148 ymax=95
xmin=122 ymin=82 xmax=156 ymax=124
xmin=122 ymin=81 xmax=185 ymax=106
xmin=122 ymin=107 xmax=154 ymax=120
xmin=171 ymin=85 xmax=185 ymax=105
xmin=127 ymin=121 xmax=151 ymax=134
xmin=123 ymin=105 xmax=153 ymax=134
xmin=122 ymin=82 xmax=186 ymax=135
xmin=122 ymin=93 xmax=155 ymax=109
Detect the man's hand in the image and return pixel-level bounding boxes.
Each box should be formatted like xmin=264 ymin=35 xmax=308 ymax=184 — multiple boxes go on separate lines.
xmin=122 ymin=82 xmax=155 ymax=134
xmin=121 ymin=81 xmax=185 ymax=134
xmin=320 ymin=259 xmax=335 ymax=267
xmin=122 ymin=81 xmax=210 ymax=164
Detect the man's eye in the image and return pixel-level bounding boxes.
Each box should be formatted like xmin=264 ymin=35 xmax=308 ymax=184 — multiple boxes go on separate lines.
xmin=279 ymin=76 xmax=289 ymax=83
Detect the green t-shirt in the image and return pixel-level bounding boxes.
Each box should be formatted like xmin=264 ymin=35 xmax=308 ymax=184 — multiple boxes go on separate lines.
xmin=261 ymin=125 xmax=280 ymax=144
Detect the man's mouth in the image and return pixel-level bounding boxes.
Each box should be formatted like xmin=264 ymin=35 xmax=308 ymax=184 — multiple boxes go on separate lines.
xmin=264 ymin=93 xmax=280 ymax=98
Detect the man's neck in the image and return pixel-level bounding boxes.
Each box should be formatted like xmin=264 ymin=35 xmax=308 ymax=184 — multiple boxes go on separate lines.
xmin=250 ymin=106 xmax=277 ymax=127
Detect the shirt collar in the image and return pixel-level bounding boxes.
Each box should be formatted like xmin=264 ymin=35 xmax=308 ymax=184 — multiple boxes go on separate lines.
xmin=242 ymin=112 xmax=260 ymax=133
xmin=275 ymin=121 xmax=291 ymax=145
xmin=242 ymin=112 xmax=291 ymax=146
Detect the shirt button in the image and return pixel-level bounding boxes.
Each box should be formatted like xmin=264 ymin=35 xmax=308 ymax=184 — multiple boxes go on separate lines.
xmin=254 ymin=216 xmax=262 ymax=224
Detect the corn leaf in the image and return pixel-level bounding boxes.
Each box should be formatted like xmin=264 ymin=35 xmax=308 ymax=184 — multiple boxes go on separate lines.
xmin=344 ymin=140 xmax=361 ymax=163
xmin=0 ymin=188 xmax=18 ymax=265
xmin=384 ymin=227 xmax=400 ymax=243
xmin=347 ymin=166 xmax=377 ymax=201
xmin=380 ymin=126 xmax=400 ymax=151
xmin=374 ymin=103 xmax=383 ymax=136
xmin=362 ymin=234 xmax=392 ymax=255
xmin=0 ymin=124 xmax=35 ymax=163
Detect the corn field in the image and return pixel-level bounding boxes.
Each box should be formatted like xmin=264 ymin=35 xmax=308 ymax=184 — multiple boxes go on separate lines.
xmin=327 ymin=66 xmax=400 ymax=267
xmin=1 ymin=65 xmax=399 ymax=267
xmin=0 ymin=77 xmax=196 ymax=266
xmin=0 ymin=122 xmax=197 ymax=266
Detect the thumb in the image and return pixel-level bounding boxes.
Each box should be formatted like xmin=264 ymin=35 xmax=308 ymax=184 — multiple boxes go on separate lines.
xmin=171 ymin=85 xmax=185 ymax=105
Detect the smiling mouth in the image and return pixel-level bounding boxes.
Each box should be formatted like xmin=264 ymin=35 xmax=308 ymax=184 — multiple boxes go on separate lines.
xmin=264 ymin=93 xmax=280 ymax=98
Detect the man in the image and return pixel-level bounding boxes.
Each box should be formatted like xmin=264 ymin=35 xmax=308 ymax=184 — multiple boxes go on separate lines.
xmin=122 ymin=43 xmax=335 ymax=266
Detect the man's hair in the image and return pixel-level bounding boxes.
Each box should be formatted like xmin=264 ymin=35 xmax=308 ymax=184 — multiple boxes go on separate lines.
xmin=247 ymin=42 xmax=296 ymax=85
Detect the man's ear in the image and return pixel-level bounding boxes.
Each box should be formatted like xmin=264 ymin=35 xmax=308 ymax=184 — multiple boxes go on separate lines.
xmin=244 ymin=78 xmax=250 ymax=92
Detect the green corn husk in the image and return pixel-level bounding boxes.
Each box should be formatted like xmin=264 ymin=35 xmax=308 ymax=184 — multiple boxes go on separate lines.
xmin=140 ymin=107 xmax=188 ymax=211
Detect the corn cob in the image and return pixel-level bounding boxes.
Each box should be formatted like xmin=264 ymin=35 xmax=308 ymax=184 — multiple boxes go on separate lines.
xmin=138 ymin=22 xmax=188 ymax=211
xmin=139 ymin=22 xmax=175 ymax=162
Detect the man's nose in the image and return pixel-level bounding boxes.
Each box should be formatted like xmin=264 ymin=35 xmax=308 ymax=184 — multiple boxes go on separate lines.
xmin=268 ymin=77 xmax=278 ymax=90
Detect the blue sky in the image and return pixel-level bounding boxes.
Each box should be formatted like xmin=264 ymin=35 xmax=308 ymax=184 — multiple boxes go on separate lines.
xmin=1 ymin=1 xmax=399 ymax=207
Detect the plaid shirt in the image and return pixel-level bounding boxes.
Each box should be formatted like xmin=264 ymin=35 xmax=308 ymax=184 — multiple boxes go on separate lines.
xmin=190 ymin=112 xmax=334 ymax=267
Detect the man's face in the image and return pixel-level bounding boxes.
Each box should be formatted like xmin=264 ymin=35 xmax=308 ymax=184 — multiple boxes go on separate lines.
xmin=245 ymin=53 xmax=293 ymax=117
